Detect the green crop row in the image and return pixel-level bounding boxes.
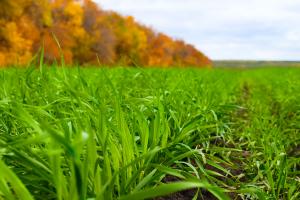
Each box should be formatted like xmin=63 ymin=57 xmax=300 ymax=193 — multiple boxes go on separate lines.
xmin=0 ymin=67 xmax=299 ymax=200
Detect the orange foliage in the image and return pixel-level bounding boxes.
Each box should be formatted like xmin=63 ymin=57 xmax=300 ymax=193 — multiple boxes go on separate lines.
xmin=0 ymin=0 xmax=211 ymax=67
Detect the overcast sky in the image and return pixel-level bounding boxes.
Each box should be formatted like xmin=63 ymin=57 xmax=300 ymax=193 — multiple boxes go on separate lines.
xmin=94 ymin=0 xmax=300 ymax=61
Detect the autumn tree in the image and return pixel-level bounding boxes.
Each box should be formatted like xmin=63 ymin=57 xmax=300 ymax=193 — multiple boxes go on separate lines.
xmin=0 ymin=0 xmax=33 ymax=66
xmin=81 ymin=0 xmax=116 ymax=65
xmin=109 ymin=15 xmax=148 ymax=65
xmin=0 ymin=0 xmax=53 ymax=66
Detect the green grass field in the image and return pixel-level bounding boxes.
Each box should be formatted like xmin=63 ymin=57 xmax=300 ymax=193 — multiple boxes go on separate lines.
xmin=0 ymin=67 xmax=300 ymax=200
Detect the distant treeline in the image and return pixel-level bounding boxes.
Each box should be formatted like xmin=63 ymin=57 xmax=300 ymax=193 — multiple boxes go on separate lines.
xmin=214 ymin=60 xmax=300 ymax=68
xmin=0 ymin=0 xmax=211 ymax=67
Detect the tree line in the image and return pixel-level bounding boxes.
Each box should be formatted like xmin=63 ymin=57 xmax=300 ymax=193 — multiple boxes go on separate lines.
xmin=0 ymin=0 xmax=211 ymax=67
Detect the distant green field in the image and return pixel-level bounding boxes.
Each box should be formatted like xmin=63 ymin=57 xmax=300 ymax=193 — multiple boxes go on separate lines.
xmin=214 ymin=60 xmax=300 ymax=68
xmin=0 ymin=67 xmax=300 ymax=200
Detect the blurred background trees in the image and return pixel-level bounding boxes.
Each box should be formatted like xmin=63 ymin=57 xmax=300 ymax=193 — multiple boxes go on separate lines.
xmin=0 ymin=0 xmax=211 ymax=67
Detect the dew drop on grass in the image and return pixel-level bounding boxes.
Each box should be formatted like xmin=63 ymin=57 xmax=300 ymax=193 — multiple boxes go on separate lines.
xmin=82 ymin=131 xmax=89 ymax=141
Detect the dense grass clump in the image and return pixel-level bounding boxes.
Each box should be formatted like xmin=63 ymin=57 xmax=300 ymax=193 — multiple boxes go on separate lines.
xmin=0 ymin=67 xmax=300 ymax=200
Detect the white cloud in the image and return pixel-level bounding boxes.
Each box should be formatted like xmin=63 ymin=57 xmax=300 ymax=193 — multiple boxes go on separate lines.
xmin=94 ymin=0 xmax=300 ymax=60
